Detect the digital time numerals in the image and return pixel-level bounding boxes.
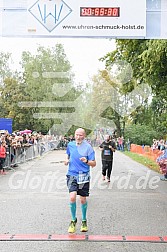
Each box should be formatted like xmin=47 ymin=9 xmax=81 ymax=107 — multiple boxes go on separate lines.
xmin=80 ymin=7 xmax=120 ymax=17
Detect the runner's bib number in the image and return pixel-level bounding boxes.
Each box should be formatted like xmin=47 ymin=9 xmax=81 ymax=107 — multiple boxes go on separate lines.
xmin=104 ymin=150 xmax=111 ymax=155
xmin=77 ymin=172 xmax=90 ymax=184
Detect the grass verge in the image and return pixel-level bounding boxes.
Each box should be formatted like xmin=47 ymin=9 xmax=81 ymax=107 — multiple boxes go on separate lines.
xmin=123 ymin=151 xmax=160 ymax=173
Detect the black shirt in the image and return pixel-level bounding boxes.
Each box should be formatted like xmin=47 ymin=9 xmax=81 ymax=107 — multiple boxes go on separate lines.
xmin=99 ymin=140 xmax=116 ymax=161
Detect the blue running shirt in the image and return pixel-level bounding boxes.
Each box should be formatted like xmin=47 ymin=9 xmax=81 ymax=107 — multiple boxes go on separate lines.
xmin=66 ymin=140 xmax=95 ymax=176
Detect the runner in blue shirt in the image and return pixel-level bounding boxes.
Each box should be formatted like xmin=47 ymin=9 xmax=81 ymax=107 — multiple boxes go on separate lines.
xmin=64 ymin=128 xmax=96 ymax=233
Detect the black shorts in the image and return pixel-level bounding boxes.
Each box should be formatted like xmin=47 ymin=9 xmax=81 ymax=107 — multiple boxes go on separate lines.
xmin=66 ymin=175 xmax=90 ymax=197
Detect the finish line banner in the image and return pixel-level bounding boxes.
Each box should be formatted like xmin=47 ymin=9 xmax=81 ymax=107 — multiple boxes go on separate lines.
xmin=0 ymin=0 xmax=146 ymax=38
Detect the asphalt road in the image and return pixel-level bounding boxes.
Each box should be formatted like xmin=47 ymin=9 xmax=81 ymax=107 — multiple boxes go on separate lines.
xmin=0 ymin=148 xmax=167 ymax=252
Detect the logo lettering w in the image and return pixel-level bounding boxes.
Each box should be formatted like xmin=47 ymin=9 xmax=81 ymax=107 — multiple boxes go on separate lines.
xmin=38 ymin=3 xmax=63 ymax=24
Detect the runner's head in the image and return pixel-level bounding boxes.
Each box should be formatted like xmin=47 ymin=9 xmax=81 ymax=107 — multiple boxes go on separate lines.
xmin=104 ymin=134 xmax=110 ymax=142
xmin=75 ymin=128 xmax=86 ymax=145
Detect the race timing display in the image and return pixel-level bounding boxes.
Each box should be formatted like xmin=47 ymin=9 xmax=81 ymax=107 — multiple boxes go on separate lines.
xmin=80 ymin=7 xmax=120 ymax=17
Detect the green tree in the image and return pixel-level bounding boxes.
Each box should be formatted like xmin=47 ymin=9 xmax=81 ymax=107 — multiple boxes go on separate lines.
xmin=0 ymin=77 xmax=31 ymax=130
xmin=125 ymin=124 xmax=161 ymax=146
xmin=20 ymin=43 xmax=76 ymax=133
xmin=0 ymin=52 xmax=12 ymax=82
xmin=100 ymin=39 xmax=167 ymax=139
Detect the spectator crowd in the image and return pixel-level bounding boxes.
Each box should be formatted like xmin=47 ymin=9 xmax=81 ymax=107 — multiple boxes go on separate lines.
xmin=0 ymin=129 xmax=51 ymax=174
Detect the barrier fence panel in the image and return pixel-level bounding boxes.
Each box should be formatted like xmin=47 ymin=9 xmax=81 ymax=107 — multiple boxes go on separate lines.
xmin=4 ymin=140 xmax=60 ymax=170
xmin=130 ymin=144 xmax=162 ymax=161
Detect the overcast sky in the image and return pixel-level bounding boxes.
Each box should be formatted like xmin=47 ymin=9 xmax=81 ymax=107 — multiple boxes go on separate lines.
xmin=0 ymin=37 xmax=116 ymax=83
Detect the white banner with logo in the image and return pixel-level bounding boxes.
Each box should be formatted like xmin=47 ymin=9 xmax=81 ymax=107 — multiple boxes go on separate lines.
xmin=1 ymin=0 xmax=146 ymax=37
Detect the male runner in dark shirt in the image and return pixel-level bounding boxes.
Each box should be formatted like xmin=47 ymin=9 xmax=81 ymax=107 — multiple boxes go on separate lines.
xmin=99 ymin=135 xmax=116 ymax=182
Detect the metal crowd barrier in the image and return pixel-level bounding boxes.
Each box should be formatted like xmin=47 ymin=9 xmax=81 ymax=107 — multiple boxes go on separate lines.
xmin=4 ymin=140 xmax=60 ymax=170
xmin=3 ymin=138 xmax=101 ymax=171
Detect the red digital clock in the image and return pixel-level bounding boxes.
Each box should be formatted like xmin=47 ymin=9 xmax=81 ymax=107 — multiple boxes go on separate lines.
xmin=80 ymin=7 xmax=120 ymax=17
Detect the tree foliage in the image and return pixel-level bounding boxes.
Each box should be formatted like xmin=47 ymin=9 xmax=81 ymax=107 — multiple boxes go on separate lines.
xmin=100 ymin=39 xmax=167 ymax=139
xmin=0 ymin=43 xmax=78 ymax=133
xmin=125 ymin=124 xmax=162 ymax=146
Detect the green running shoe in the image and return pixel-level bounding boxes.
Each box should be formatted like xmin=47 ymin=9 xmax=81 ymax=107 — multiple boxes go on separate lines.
xmin=68 ymin=218 xmax=77 ymax=233
xmin=80 ymin=220 xmax=88 ymax=232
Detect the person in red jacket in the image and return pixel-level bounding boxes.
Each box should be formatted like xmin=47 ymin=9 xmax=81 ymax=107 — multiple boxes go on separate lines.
xmin=0 ymin=141 xmax=7 ymax=175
